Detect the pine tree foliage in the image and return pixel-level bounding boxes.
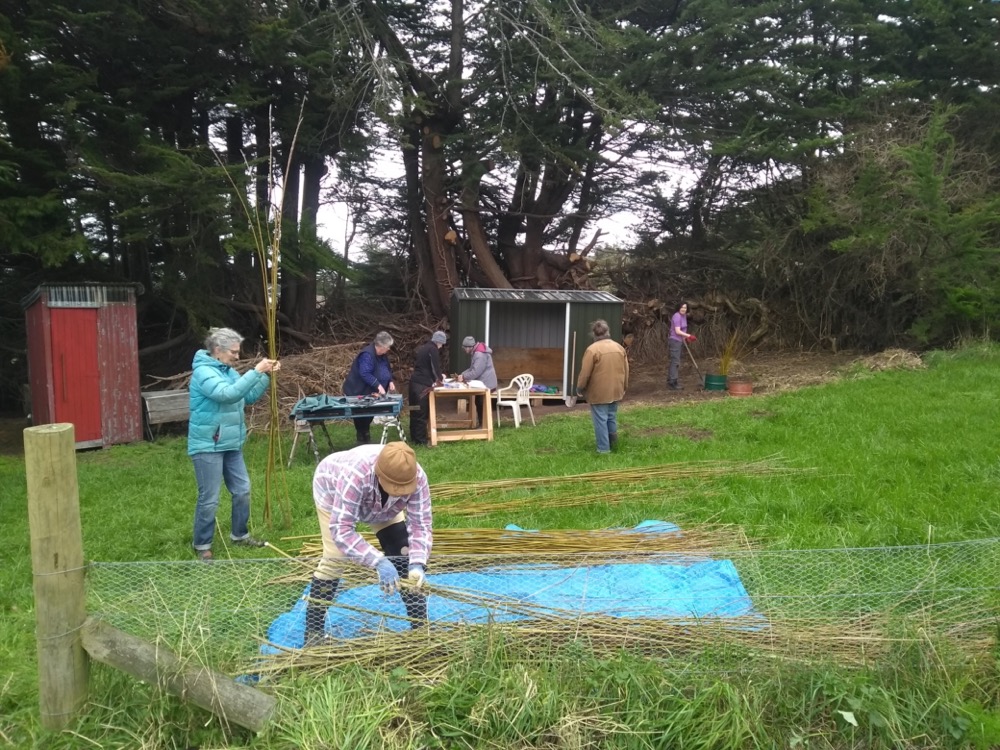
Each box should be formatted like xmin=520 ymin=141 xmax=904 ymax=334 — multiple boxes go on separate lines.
xmin=0 ymin=0 xmax=998 ymax=411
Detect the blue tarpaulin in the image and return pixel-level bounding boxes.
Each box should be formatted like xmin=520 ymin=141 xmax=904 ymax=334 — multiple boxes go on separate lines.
xmin=265 ymin=521 xmax=760 ymax=650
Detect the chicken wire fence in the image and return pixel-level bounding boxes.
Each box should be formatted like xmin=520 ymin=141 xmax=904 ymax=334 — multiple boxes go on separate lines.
xmin=83 ymin=537 xmax=1000 ymax=679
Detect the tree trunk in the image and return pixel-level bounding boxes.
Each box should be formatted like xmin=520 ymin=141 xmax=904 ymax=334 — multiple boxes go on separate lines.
xmin=421 ymin=122 xmax=460 ymax=307
xmin=402 ymin=120 xmax=447 ymax=317
xmin=460 ymin=160 xmax=512 ymax=289
xmin=284 ymin=153 xmax=324 ymax=334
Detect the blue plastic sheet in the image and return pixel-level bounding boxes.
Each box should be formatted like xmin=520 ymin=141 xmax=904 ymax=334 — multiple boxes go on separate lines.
xmin=265 ymin=521 xmax=759 ymax=650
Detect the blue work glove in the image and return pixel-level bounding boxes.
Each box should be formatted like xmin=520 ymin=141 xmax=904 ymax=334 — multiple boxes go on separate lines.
xmin=407 ymin=564 xmax=426 ymax=588
xmin=375 ymin=558 xmax=400 ymax=594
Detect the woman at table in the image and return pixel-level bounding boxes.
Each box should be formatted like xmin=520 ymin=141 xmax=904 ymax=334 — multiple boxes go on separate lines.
xmin=409 ymin=331 xmax=447 ymax=446
xmin=343 ymin=331 xmax=396 ymax=445
xmin=455 ymin=335 xmax=497 ymax=427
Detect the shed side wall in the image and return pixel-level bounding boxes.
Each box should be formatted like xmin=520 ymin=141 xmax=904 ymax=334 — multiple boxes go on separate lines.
xmin=25 ymin=301 xmax=54 ymax=425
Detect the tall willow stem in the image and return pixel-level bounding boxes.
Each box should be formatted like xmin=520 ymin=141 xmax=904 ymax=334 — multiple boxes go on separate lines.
xmin=216 ymin=103 xmax=306 ymax=529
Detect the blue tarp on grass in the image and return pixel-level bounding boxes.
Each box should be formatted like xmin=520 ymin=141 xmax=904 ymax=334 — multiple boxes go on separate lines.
xmin=265 ymin=521 xmax=759 ymax=650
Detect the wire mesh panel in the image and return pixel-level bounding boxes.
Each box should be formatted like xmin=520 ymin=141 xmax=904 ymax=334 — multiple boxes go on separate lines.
xmin=85 ymin=538 xmax=1000 ymax=681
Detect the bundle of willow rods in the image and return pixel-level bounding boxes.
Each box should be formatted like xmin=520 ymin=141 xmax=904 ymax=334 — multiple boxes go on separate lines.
xmin=268 ymin=529 xmax=750 ymax=585
xmin=430 ymin=456 xmax=805 ymax=504
xmin=249 ymin=580 xmax=994 ymax=682
xmin=285 ymin=524 xmax=751 ymax=559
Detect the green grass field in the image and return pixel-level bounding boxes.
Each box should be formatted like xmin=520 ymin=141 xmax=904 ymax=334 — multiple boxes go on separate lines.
xmin=3 ymin=345 xmax=1000 ymax=748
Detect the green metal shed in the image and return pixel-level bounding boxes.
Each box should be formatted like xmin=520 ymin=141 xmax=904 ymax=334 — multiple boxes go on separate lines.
xmin=449 ymin=288 xmax=624 ymax=400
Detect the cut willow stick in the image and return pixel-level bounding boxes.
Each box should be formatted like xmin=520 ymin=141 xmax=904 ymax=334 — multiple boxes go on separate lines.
xmin=214 ymin=102 xmax=307 ymax=531
xmin=431 ymin=456 xmax=805 ymax=503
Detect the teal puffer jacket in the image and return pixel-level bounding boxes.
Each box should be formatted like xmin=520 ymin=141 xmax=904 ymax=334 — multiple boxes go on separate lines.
xmin=187 ymin=349 xmax=270 ymax=455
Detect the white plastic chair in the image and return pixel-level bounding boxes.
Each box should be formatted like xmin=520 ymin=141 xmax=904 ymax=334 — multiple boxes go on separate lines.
xmin=495 ymin=374 xmax=536 ymax=428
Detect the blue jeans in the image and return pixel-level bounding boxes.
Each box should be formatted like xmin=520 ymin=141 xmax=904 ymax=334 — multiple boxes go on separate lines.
xmin=191 ymin=450 xmax=253 ymax=550
xmin=590 ymin=402 xmax=619 ymax=454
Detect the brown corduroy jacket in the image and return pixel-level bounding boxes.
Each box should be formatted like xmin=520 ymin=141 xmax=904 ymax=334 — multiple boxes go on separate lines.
xmin=576 ymin=336 xmax=629 ymax=404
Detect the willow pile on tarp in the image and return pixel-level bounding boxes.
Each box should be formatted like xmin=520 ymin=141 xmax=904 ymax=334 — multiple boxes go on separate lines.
xmin=250 ymin=566 xmax=995 ymax=683
xmin=272 ymin=524 xmax=754 ymax=586
xmin=82 ymin=539 xmax=1000 ymax=682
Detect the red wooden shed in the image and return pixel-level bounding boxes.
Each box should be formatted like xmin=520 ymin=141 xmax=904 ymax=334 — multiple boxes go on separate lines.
xmin=22 ymin=283 xmax=143 ymax=449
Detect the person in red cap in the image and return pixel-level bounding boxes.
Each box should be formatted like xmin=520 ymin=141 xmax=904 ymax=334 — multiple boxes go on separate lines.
xmin=304 ymin=441 xmax=432 ymax=645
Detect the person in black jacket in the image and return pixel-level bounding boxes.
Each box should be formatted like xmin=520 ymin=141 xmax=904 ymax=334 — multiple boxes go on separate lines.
xmin=343 ymin=331 xmax=396 ymax=444
xmin=408 ymin=331 xmax=447 ymax=445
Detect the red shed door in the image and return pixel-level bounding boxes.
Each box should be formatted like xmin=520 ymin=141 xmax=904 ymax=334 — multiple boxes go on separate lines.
xmin=50 ymin=308 xmax=102 ymax=444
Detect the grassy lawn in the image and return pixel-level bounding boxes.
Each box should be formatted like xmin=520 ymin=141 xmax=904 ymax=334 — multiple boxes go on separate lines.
xmin=3 ymin=345 xmax=1000 ymax=748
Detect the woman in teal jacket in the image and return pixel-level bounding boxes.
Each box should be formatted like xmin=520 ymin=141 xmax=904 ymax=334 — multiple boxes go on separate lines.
xmin=188 ymin=327 xmax=281 ymax=561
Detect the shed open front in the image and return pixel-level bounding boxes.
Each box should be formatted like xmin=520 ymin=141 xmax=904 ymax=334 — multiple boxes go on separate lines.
xmin=450 ymin=289 xmax=624 ymax=402
xmin=489 ymin=301 xmax=568 ymax=395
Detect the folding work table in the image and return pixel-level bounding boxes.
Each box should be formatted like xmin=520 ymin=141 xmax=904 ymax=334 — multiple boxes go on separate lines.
xmin=287 ymin=394 xmax=405 ymax=466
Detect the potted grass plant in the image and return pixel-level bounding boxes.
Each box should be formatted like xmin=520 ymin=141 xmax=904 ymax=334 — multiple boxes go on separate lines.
xmin=705 ymin=334 xmax=738 ymax=391
xmin=721 ymin=333 xmax=755 ymax=396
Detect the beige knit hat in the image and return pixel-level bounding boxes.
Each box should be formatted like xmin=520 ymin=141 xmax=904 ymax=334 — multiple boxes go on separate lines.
xmin=374 ymin=442 xmax=418 ymax=496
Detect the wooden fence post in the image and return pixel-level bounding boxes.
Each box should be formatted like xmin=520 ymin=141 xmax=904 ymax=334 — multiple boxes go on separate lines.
xmin=24 ymin=423 xmax=88 ymax=730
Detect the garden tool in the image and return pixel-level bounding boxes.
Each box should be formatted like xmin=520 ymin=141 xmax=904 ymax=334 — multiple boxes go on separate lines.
xmin=684 ymin=339 xmax=705 ymax=388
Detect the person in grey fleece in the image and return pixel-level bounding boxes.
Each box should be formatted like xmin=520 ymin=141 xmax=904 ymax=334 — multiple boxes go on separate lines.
xmin=455 ymin=335 xmax=498 ymax=426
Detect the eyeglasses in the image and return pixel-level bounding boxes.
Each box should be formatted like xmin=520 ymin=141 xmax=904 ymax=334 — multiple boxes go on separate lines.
xmin=227 ymin=348 xmax=240 ymax=356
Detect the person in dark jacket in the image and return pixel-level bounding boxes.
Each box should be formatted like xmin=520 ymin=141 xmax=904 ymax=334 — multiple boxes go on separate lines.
xmin=409 ymin=331 xmax=447 ymax=446
xmin=343 ymin=331 xmax=396 ymax=444
xmin=188 ymin=327 xmax=280 ymax=561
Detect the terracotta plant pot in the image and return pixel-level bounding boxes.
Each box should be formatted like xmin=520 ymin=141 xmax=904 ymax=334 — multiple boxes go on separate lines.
xmin=727 ymin=379 xmax=753 ymax=397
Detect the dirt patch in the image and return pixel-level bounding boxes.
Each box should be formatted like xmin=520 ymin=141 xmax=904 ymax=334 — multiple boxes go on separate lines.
xmin=520 ymin=347 xmax=887 ymax=423
xmin=635 ymin=426 xmax=714 ymax=441
xmin=619 ymin=349 xmax=863 ymax=407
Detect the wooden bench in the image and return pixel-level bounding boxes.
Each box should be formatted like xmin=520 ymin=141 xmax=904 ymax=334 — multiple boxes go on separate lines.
xmin=141 ymin=390 xmax=189 ymax=441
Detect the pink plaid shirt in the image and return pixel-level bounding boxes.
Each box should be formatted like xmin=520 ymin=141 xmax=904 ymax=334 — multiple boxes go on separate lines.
xmin=312 ymin=444 xmax=433 ymax=568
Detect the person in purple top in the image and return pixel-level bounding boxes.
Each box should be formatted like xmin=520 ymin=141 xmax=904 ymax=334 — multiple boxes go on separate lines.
xmin=304 ymin=441 xmax=432 ymax=645
xmin=668 ymin=301 xmax=697 ymax=390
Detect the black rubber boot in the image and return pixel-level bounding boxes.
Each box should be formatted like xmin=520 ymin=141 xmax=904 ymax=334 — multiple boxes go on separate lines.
xmin=376 ymin=522 xmax=428 ymax=629
xmin=402 ymin=589 xmax=428 ymax=628
xmin=387 ymin=554 xmax=428 ymax=627
xmin=304 ymin=576 xmax=339 ymax=645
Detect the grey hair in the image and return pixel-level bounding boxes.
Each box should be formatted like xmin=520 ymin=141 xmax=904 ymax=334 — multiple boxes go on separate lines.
xmin=591 ymin=319 xmax=610 ymax=339
xmin=204 ymin=327 xmax=244 ymax=353
xmin=374 ymin=331 xmax=394 ymax=348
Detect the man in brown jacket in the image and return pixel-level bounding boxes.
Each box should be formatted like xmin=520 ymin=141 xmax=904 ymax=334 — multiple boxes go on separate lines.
xmin=576 ymin=319 xmax=629 ymax=454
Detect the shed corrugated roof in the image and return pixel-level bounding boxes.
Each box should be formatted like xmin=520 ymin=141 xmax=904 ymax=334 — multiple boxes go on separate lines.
xmin=452 ymin=288 xmax=622 ymax=304
xmin=20 ymin=282 xmax=144 ymax=310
